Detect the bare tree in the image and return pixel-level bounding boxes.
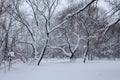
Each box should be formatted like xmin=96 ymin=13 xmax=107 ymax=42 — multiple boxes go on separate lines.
xmin=3 ymin=0 xmax=40 ymax=60
xmin=37 ymin=0 xmax=59 ymax=65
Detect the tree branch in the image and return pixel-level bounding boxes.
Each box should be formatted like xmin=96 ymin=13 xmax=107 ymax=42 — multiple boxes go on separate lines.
xmin=67 ymin=0 xmax=97 ymax=17
xmin=104 ymin=18 xmax=120 ymax=35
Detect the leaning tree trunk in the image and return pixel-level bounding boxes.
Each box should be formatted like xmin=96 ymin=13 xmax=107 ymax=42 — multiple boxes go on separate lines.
xmin=37 ymin=39 xmax=48 ymax=66
xmin=83 ymin=39 xmax=89 ymax=63
xmin=70 ymin=53 xmax=74 ymax=59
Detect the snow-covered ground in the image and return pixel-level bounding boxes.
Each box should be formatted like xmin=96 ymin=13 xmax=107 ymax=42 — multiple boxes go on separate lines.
xmin=0 ymin=59 xmax=120 ymax=80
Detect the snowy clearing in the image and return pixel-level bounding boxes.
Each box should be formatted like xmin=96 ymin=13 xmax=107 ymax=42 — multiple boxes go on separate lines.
xmin=0 ymin=59 xmax=120 ymax=80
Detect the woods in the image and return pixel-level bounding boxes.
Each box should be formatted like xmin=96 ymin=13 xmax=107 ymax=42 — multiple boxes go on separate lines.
xmin=0 ymin=0 xmax=120 ymax=68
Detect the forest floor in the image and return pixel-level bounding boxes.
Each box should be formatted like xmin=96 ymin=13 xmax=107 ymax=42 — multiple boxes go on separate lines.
xmin=0 ymin=59 xmax=120 ymax=80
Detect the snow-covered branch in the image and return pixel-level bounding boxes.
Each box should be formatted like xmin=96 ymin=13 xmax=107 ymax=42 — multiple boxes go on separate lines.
xmin=48 ymin=20 xmax=67 ymax=33
xmin=49 ymin=0 xmax=97 ymax=34
xmin=50 ymin=46 xmax=72 ymax=57
xmin=66 ymin=0 xmax=97 ymax=17
xmin=104 ymin=18 xmax=120 ymax=35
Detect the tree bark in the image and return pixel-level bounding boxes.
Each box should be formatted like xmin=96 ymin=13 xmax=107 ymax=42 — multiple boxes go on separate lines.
xmin=83 ymin=39 xmax=89 ymax=63
xmin=37 ymin=39 xmax=48 ymax=66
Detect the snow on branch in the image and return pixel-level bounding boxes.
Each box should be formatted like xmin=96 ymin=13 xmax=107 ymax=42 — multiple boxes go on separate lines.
xmin=66 ymin=0 xmax=97 ymax=17
xmin=48 ymin=0 xmax=97 ymax=34
xmin=50 ymin=46 xmax=72 ymax=57
xmin=104 ymin=18 xmax=120 ymax=35
xmin=48 ymin=20 xmax=67 ymax=33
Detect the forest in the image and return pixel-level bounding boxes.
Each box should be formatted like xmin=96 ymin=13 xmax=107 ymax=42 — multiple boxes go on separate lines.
xmin=0 ymin=0 xmax=120 ymax=67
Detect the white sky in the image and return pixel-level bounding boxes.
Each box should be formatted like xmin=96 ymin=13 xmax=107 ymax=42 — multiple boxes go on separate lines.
xmin=98 ymin=0 xmax=110 ymax=11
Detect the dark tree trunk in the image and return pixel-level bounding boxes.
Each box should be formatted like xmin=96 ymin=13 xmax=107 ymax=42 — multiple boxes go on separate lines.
xmin=83 ymin=39 xmax=89 ymax=63
xmin=37 ymin=39 xmax=48 ymax=66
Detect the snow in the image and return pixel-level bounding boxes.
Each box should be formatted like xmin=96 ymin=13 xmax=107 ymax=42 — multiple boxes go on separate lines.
xmin=8 ymin=52 xmax=15 ymax=57
xmin=0 ymin=59 xmax=120 ymax=80
xmin=50 ymin=46 xmax=72 ymax=57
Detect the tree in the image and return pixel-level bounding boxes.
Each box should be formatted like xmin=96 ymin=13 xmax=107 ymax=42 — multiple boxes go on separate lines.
xmin=37 ymin=0 xmax=59 ymax=65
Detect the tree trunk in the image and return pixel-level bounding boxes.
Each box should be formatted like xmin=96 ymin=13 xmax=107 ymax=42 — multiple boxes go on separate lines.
xmin=37 ymin=39 xmax=48 ymax=66
xmin=83 ymin=39 xmax=89 ymax=63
